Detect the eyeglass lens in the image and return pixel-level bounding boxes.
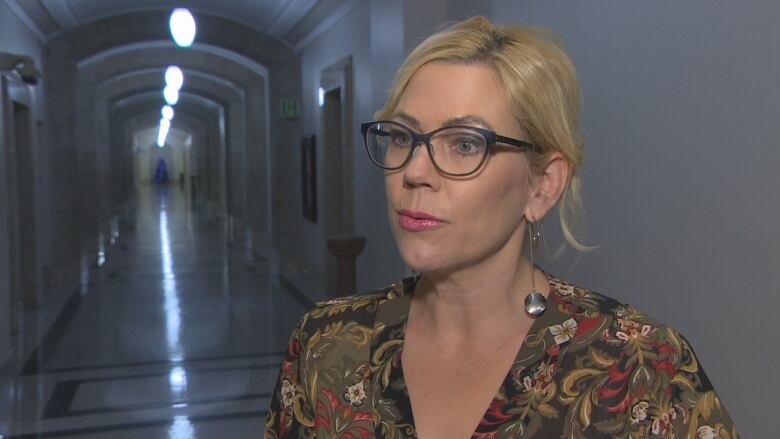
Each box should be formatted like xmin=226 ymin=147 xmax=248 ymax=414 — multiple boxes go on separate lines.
xmin=365 ymin=122 xmax=488 ymax=175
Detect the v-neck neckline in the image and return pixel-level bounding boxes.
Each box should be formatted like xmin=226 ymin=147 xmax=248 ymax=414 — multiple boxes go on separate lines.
xmin=373 ymin=272 xmax=576 ymax=438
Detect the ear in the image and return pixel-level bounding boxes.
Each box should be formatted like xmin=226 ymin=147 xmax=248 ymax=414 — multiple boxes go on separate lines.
xmin=524 ymin=152 xmax=569 ymax=222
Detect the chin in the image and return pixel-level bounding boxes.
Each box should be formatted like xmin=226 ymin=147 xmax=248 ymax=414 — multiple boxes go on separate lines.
xmin=400 ymin=253 xmax=434 ymax=273
xmin=396 ymin=239 xmax=453 ymax=274
xmin=390 ymin=216 xmax=461 ymax=274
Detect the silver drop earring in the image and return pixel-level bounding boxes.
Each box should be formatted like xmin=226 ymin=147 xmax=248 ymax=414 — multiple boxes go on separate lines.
xmin=524 ymin=220 xmax=547 ymax=317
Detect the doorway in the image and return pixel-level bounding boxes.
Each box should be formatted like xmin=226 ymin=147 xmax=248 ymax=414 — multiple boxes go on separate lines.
xmin=320 ymin=56 xmax=355 ymax=294
xmin=323 ymin=87 xmax=345 ymax=237
xmin=320 ymin=56 xmax=355 ymax=237
xmin=3 ymin=96 xmax=39 ymax=340
xmin=10 ymin=102 xmax=38 ymax=309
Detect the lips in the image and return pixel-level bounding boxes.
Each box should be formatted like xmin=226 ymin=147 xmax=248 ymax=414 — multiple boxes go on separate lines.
xmin=398 ymin=209 xmax=444 ymax=232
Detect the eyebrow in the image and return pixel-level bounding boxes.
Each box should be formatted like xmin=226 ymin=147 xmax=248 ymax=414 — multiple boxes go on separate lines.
xmin=389 ymin=111 xmax=420 ymax=129
xmin=442 ymin=115 xmax=495 ymax=131
xmin=389 ymin=112 xmax=495 ymax=131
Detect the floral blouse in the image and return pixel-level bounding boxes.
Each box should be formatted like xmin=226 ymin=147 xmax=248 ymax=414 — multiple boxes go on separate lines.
xmin=264 ymin=274 xmax=738 ymax=438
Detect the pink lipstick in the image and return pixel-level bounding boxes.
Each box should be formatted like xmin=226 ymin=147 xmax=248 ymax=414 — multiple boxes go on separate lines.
xmin=398 ymin=210 xmax=444 ymax=232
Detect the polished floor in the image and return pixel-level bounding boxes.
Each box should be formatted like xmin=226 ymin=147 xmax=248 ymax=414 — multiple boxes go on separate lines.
xmin=0 ymin=185 xmax=313 ymax=438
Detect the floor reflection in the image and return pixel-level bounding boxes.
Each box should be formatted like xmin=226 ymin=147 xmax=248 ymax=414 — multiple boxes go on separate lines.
xmin=0 ymin=184 xmax=310 ymax=438
xmin=160 ymin=186 xmax=192 ymax=438
xmin=167 ymin=415 xmax=195 ymax=439
xmin=158 ymin=187 xmax=184 ymax=363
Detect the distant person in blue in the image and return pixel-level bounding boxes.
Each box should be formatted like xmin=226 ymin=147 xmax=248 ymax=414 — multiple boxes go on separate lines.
xmin=154 ymin=158 xmax=169 ymax=184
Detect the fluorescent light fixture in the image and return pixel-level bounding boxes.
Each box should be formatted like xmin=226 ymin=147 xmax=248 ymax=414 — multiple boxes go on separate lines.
xmin=318 ymin=87 xmax=325 ymax=107
xmin=158 ymin=118 xmax=171 ymax=147
xmin=170 ymin=9 xmax=196 ymax=47
xmin=165 ymin=66 xmax=184 ymax=91
xmin=162 ymin=105 xmax=174 ymax=120
xmin=163 ymin=86 xmax=179 ymax=105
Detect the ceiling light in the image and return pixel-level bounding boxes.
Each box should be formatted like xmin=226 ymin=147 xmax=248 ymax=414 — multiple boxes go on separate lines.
xmin=157 ymin=132 xmax=167 ymax=148
xmin=165 ymin=66 xmax=183 ymax=91
xmin=162 ymin=105 xmax=174 ymax=120
xmin=163 ymin=86 xmax=179 ymax=106
xmin=170 ymin=9 xmax=196 ymax=48
xmin=158 ymin=120 xmax=170 ymax=147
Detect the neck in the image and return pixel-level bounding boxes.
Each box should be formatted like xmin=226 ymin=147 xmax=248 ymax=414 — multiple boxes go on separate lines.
xmin=409 ymin=248 xmax=548 ymax=344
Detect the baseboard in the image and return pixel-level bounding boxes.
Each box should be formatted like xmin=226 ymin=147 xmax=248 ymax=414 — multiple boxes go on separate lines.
xmin=19 ymin=286 xmax=82 ymax=375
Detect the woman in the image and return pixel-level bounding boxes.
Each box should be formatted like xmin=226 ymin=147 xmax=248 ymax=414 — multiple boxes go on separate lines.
xmin=265 ymin=17 xmax=738 ymax=438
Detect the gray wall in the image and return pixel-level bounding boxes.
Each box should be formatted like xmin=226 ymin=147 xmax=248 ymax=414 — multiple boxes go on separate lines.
xmin=0 ymin=2 xmax=47 ymax=368
xmin=490 ymin=1 xmax=779 ymax=435
xmin=299 ymin=0 xmax=407 ymax=293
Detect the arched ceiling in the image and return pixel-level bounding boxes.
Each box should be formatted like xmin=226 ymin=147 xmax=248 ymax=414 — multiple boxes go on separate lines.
xmin=113 ymin=90 xmax=224 ymax=114
xmin=133 ymin=125 xmax=191 ymax=151
xmin=5 ymin=0 xmax=361 ymax=49
xmin=112 ymin=91 xmax=224 ymax=145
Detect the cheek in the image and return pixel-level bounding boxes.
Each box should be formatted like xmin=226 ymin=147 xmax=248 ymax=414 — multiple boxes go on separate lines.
xmin=459 ymin=168 xmax=529 ymax=226
xmin=384 ymin=173 xmax=403 ymax=226
xmin=455 ymin=185 xmax=524 ymax=237
xmin=384 ymin=173 xmax=400 ymax=208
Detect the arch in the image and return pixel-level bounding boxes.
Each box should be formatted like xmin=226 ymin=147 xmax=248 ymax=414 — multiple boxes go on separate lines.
xmin=101 ymin=68 xmax=245 ymax=99
xmin=111 ymin=90 xmax=228 ymax=220
xmin=45 ymin=10 xmax=300 ymax=282
xmin=101 ymin=74 xmax=249 ymax=229
xmin=78 ymin=41 xmax=269 ymax=78
xmin=81 ymin=45 xmax=267 ymax=246
xmin=120 ymin=107 xmax=214 ymax=191
xmin=73 ymin=42 xmax=269 ymax=258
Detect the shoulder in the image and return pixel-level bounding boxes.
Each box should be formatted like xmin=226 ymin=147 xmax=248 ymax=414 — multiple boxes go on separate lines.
xmin=547 ymin=274 xmax=673 ymax=340
xmin=548 ymin=275 xmax=738 ymax=437
xmin=548 ymin=274 xmax=696 ymax=370
xmin=295 ymin=277 xmax=413 ymax=337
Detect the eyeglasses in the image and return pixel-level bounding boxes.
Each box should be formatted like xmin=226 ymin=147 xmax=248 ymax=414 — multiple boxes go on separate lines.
xmin=361 ymin=120 xmax=540 ymax=177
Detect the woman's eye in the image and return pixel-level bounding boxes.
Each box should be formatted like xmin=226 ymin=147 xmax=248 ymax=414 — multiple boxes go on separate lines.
xmin=390 ymin=130 xmax=412 ymax=146
xmin=452 ymin=136 xmax=484 ymax=155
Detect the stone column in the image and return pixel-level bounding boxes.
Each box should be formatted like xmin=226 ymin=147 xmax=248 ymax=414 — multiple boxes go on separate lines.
xmin=326 ymin=236 xmax=366 ymax=297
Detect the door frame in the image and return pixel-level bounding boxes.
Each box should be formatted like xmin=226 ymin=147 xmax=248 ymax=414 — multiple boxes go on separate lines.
xmin=319 ymin=56 xmax=354 ymax=236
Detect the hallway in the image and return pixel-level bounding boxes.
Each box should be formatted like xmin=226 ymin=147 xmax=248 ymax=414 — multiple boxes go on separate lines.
xmin=1 ymin=1 xmax=777 ymax=436
xmin=0 ymin=185 xmax=310 ymax=437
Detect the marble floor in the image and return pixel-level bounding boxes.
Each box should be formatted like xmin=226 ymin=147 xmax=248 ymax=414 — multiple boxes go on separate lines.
xmin=0 ymin=186 xmax=314 ymax=438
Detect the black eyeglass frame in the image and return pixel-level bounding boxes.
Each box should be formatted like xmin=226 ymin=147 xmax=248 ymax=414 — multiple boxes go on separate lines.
xmin=361 ymin=120 xmax=542 ymax=177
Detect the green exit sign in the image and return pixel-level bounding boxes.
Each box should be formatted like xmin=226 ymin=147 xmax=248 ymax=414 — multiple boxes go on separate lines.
xmin=280 ymin=99 xmax=300 ymax=118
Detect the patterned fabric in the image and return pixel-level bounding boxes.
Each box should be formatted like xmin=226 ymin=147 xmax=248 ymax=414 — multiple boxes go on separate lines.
xmin=264 ymin=274 xmax=738 ymax=438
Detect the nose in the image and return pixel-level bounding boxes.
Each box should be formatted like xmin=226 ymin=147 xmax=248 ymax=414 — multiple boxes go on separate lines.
xmin=402 ymin=142 xmax=439 ymax=188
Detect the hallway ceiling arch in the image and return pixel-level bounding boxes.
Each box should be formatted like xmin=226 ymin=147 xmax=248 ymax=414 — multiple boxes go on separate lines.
xmin=84 ymin=49 xmax=255 ymax=110
xmin=78 ymin=41 xmax=267 ymax=79
xmin=99 ymin=68 xmax=246 ymax=113
xmin=80 ymin=48 xmax=256 ymax=146
xmin=112 ymin=91 xmax=225 ymax=137
xmin=126 ymin=107 xmax=213 ymax=137
xmin=122 ymin=105 xmax=215 ymax=150
xmin=7 ymin=0 xmax=360 ymax=49
xmin=113 ymin=88 xmax=225 ymax=113
xmin=112 ymin=91 xmax=227 ymax=144
xmin=133 ymin=125 xmax=191 ymax=151
xmin=112 ymin=92 xmax=225 ymax=129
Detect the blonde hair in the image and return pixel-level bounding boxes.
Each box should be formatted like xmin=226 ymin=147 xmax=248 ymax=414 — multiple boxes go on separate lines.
xmin=376 ymin=16 xmax=589 ymax=250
